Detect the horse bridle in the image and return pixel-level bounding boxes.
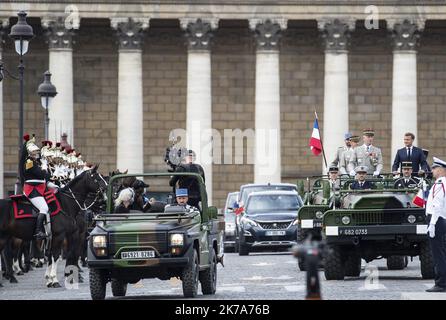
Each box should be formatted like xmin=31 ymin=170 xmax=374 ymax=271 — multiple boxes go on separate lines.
xmin=62 ymin=171 xmax=108 ymax=212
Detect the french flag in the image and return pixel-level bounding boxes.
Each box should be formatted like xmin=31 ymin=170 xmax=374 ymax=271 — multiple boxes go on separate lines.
xmin=309 ymin=117 xmax=322 ymax=156
xmin=412 ymin=189 xmax=429 ymax=208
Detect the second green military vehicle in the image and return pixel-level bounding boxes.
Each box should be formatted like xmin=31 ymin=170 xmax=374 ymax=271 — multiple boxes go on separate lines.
xmin=87 ymin=173 xmax=224 ymax=299
xmin=296 ymin=177 xmax=332 ymax=270
xmin=322 ymin=176 xmax=434 ymax=280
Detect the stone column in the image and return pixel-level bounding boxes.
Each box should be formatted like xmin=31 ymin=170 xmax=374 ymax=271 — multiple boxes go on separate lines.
xmin=319 ymin=19 xmax=354 ymax=171
xmin=42 ymin=17 xmax=76 ymax=144
xmin=250 ymin=19 xmax=287 ymax=184
xmin=181 ymin=18 xmax=218 ymax=205
xmin=390 ymin=19 xmax=422 ymax=165
xmin=0 ymin=21 xmax=8 ymax=197
xmin=111 ymin=17 xmax=149 ymax=174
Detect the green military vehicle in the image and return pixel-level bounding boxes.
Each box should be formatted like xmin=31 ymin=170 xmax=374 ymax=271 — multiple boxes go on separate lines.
xmin=87 ymin=173 xmax=224 ymax=300
xmin=296 ymin=177 xmax=332 ymax=270
xmin=322 ymin=176 xmax=434 ymax=280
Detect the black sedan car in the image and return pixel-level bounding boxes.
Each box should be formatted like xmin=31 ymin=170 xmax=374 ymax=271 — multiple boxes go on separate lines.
xmin=238 ymin=190 xmax=303 ymax=255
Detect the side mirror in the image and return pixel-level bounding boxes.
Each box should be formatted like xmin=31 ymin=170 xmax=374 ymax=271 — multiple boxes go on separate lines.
xmin=209 ymin=206 xmax=218 ymax=219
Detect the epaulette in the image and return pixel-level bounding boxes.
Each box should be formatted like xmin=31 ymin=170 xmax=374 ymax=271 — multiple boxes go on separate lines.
xmin=25 ymin=159 xmax=34 ymax=170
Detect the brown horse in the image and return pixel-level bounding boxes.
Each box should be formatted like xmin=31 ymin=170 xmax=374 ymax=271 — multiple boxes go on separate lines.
xmin=0 ymin=166 xmax=107 ymax=287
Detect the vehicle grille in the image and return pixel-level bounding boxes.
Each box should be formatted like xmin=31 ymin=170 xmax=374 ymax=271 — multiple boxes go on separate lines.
xmin=259 ymin=221 xmax=292 ymax=230
xmin=109 ymin=232 xmax=168 ymax=255
xmin=349 ymin=210 xmax=405 ymax=225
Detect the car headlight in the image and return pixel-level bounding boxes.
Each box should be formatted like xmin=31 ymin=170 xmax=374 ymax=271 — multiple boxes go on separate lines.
xmin=407 ymin=215 xmax=416 ymax=224
xmin=315 ymin=211 xmax=324 ymax=219
xmin=341 ymin=216 xmax=351 ymax=225
xmin=170 ymin=234 xmax=184 ymax=246
xmin=241 ymin=217 xmax=258 ymax=227
xmin=92 ymin=235 xmax=107 ymax=248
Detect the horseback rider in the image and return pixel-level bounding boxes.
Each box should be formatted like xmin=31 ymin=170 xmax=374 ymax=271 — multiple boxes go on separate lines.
xmin=19 ymin=134 xmax=58 ymax=239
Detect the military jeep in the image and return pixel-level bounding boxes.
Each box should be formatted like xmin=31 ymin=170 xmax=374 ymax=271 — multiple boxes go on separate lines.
xmin=295 ymin=177 xmax=333 ymax=270
xmin=322 ymin=176 xmax=434 ymax=280
xmin=87 ymin=173 xmax=224 ymax=300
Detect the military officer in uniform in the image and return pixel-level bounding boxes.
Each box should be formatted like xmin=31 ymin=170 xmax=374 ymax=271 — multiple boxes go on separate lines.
xmin=328 ymin=166 xmax=340 ymax=190
xmin=348 ymin=129 xmax=383 ymax=176
xmin=394 ymin=161 xmax=419 ymax=189
xmin=339 ymin=135 xmax=360 ymax=175
xmin=350 ymin=166 xmax=375 ymax=190
xmin=165 ymin=188 xmax=197 ymax=213
xmin=330 ymin=132 xmax=352 ymax=168
xmin=425 ymin=157 xmax=446 ymax=292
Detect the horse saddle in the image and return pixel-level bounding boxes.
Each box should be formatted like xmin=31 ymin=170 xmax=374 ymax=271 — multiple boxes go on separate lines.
xmin=10 ymin=190 xmax=61 ymax=220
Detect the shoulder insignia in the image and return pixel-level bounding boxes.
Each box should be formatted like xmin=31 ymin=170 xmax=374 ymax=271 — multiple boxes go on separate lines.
xmin=25 ymin=159 xmax=33 ymax=170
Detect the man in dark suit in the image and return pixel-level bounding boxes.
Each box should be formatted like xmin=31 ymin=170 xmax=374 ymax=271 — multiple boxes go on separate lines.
xmin=350 ymin=166 xmax=375 ymax=190
xmin=392 ymin=132 xmax=428 ymax=175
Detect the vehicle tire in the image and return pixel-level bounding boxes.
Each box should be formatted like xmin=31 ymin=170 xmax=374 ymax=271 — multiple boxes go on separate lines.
xmin=89 ymin=269 xmax=107 ymax=300
xmin=182 ymin=249 xmax=200 ymax=298
xmin=386 ymin=256 xmax=406 ymax=270
xmin=324 ymin=246 xmax=345 ymax=280
xmin=420 ymin=242 xmax=435 ymax=279
xmin=111 ymin=278 xmax=127 ymax=297
xmin=200 ymin=250 xmax=217 ymax=295
xmin=404 ymin=256 xmax=409 ymax=268
xmin=238 ymin=239 xmax=249 ymax=256
xmin=344 ymin=254 xmax=361 ymax=277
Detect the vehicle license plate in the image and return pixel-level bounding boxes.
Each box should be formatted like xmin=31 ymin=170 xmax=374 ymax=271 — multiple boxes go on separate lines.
xmin=265 ymin=230 xmax=286 ymax=236
xmin=121 ymin=250 xmax=155 ymax=259
xmin=339 ymin=228 xmax=368 ymax=236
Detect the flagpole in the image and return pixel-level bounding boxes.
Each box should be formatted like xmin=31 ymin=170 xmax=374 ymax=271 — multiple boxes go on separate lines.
xmin=314 ymin=110 xmax=328 ymax=169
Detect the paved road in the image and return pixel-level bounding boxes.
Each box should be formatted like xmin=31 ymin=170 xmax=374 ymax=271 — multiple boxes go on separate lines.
xmin=0 ymin=252 xmax=444 ymax=300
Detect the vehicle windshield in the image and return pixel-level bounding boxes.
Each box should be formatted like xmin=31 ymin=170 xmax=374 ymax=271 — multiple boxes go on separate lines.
xmin=246 ymin=194 xmax=301 ymax=213
xmin=225 ymin=193 xmax=238 ymax=212
xmin=240 ymin=185 xmax=297 ymax=205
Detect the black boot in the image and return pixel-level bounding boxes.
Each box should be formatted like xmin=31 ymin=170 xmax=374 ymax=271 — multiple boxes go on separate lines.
xmin=34 ymin=214 xmax=47 ymax=240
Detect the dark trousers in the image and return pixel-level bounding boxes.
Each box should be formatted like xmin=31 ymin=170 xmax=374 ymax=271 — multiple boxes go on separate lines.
xmin=429 ymin=217 xmax=446 ymax=288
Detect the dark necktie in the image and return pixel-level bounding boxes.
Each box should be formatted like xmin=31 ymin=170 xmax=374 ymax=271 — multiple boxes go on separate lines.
xmin=360 ymin=182 xmax=364 ymax=188
xmin=405 ymin=179 xmax=409 ymax=185
xmin=407 ymin=148 xmax=411 ymax=160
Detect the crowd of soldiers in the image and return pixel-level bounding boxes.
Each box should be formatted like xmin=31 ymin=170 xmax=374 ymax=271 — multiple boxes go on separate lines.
xmin=328 ymin=129 xmax=429 ymax=189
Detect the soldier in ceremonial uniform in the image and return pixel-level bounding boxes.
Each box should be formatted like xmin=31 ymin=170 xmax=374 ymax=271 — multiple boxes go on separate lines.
xmin=339 ymin=135 xmax=360 ymax=175
xmin=328 ymin=166 xmax=340 ymax=190
xmin=425 ymin=157 xmax=446 ymax=292
xmin=165 ymin=188 xmax=197 ymax=213
xmin=348 ymin=129 xmax=383 ymax=176
xmin=20 ymin=135 xmax=57 ymax=239
xmin=394 ymin=161 xmax=419 ymax=189
xmin=350 ymin=166 xmax=375 ymax=190
xmin=330 ymin=132 xmax=352 ymax=168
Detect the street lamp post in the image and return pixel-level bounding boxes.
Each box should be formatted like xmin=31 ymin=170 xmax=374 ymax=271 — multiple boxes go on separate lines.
xmin=37 ymin=71 xmax=57 ymax=140
xmin=8 ymin=11 xmax=34 ymax=194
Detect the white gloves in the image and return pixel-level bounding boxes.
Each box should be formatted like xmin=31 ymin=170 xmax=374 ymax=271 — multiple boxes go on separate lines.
xmin=41 ymin=159 xmax=48 ymax=171
xmin=428 ymin=224 xmax=436 ymax=238
xmin=373 ymin=171 xmax=380 ymax=176
xmin=349 ymin=170 xmax=356 ymax=177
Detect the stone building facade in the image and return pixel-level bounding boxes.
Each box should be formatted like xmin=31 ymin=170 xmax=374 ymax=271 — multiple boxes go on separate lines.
xmin=1 ymin=1 xmax=446 ymax=207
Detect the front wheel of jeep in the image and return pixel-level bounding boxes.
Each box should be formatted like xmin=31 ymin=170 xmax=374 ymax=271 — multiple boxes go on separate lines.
xmin=420 ymin=242 xmax=435 ymax=279
xmin=111 ymin=278 xmax=127 ymax=297
xmin=182 ymin=249 xmax=200 ymax=298
xmin=324 ymin=246 xmax=345 ymax=280
xmin=386 ymin=256 xmax=406 ymax=270
xmin=200 ymin=250 xmax=217 ymax=295
xmin=89 ymin=269 xmax=107 ymax=300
